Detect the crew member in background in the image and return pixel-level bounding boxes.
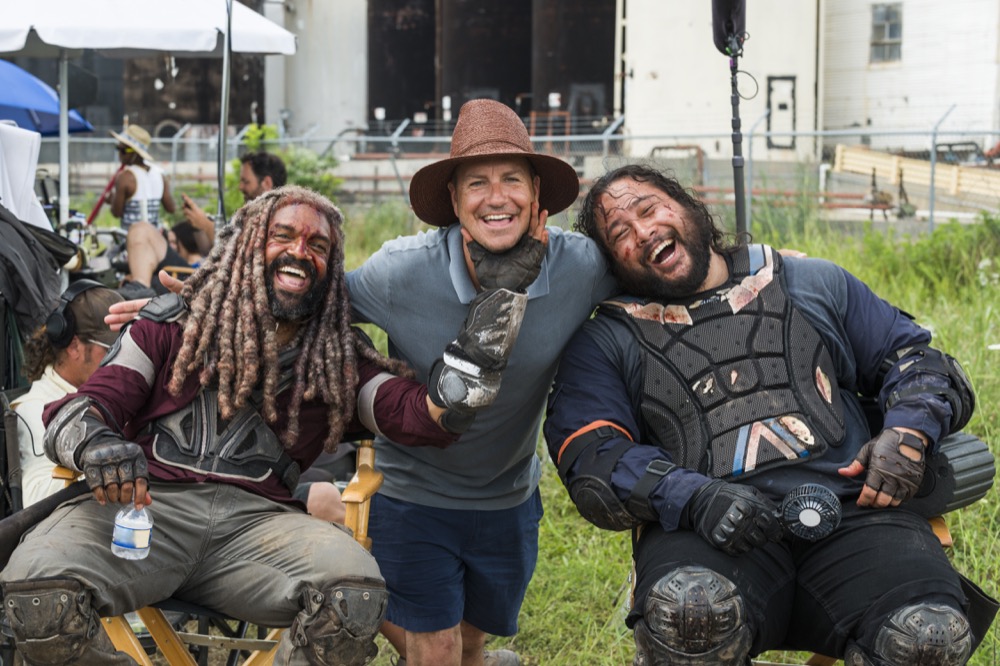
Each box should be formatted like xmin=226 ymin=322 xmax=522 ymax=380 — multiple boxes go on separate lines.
xmin=178 ymin=151 xmax=288 ymax=252
xmin=12 ymin=281 xmax=123 ymax=506
xmin=108 ymin=125 xmax=175 ymax=229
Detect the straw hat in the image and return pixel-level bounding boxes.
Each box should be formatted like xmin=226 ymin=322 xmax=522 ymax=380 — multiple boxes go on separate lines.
xmin=408 ymin=99 xmax=580 ymax=226
xmin=109 ymin=125 xmax=153 ymax=163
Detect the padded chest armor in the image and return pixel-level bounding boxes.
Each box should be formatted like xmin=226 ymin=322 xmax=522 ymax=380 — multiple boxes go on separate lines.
xmin=146 ymin=347 xmax=302 ymax=491
xmin=603 ymin=245 xmax=846 ymax=480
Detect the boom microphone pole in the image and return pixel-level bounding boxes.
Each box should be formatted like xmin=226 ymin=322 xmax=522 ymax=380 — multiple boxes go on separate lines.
xmin=712 ymin=0 xmax=748 ymax=236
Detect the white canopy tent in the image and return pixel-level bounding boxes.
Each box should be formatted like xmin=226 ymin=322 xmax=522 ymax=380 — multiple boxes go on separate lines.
xmin=0 ymin=0 xmax=296 ymax=225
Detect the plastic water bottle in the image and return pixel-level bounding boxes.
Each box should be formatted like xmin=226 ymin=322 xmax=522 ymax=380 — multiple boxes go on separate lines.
xmin=111 ymin=506 xmax=153 ymax=560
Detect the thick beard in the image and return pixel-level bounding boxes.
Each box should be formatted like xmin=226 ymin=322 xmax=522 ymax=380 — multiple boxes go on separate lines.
xmin=611 ymin=222 xmax=714 ymax=301
xmin=266 ymin=256 xmax=329 ymax=321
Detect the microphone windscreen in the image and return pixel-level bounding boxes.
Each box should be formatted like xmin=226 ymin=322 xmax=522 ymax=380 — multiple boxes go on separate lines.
xmin=712 ymin=0 xmax=747 ymax=55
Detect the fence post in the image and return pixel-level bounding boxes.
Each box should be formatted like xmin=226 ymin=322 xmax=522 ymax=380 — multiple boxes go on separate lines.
xmin=601 ymin=116 xmax=626 ymax=159
xmin=170 ymin=124 xmax=193 ymax=189
xmin=389 ymin=120 xmax=410 ymax=201
xmin=928 ymin=104 xmax=956 ymax=232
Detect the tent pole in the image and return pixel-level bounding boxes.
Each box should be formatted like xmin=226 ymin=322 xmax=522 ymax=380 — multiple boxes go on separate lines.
xmin=59 ymin=51 xmax=69 ymax=227
xmin=216 ymin=0 xmax=233 ymax=225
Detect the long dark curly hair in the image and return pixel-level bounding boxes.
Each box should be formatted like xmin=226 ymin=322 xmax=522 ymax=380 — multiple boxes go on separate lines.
xmin=166 ymin=185 xmax=412 ymax=452
xmin=576 ymin=163 xmax=740 ymax=255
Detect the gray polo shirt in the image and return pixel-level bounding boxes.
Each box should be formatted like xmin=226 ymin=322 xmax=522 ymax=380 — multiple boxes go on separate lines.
xmin=347 ymin=224 xmax=617 ymax=510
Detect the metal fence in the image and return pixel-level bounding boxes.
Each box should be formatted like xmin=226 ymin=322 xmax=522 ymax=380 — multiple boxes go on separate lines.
xmin=36 ymin=121 xmax=1000 ymax=233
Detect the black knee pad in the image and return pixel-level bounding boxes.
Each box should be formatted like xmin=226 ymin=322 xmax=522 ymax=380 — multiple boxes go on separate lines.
xmin=633 ymin=566 xmax=752 ymax=665
xmin=276 ymin=576 xmax=388 ymax=666
xmin=1 ymin=578 xmax=100 ymax=665
xmin=845 ymin=603 xmax=972 ymax=666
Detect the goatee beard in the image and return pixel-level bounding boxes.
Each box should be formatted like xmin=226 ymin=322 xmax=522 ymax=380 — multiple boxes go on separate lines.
xmin=611 ymin=223 xmax=713 ymax=301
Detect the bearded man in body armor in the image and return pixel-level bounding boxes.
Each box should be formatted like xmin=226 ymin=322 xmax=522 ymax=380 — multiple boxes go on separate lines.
xmin=544 ymin=165 xmax=996 ymax=666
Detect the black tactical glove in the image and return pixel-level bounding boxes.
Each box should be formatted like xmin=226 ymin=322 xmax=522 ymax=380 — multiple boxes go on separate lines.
xmin=680 ymin=480 xmax=783 ymax=556
xmin=45 ymin=396 xmax=150 ymax=506
xmin=852 ymin=428 xmax=926 ymax=504
xmin=79 ymin=434 xmax=149 ymax=506
xmin=466 ymin=234 xmax=545 ymax=292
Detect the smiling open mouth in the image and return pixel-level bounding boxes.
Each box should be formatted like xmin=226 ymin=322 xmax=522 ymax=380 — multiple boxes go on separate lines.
xmin=648 ymin=238 xmax=677 ymax=265
xmin=271 ymin=260 xmax=314 ymax=294
xmin=482 ymin=213 xmax=515 ymax=224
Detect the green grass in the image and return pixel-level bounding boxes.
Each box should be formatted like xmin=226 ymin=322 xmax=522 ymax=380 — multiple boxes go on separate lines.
xmin=337 ymin=202 xmax=1000 ymax=665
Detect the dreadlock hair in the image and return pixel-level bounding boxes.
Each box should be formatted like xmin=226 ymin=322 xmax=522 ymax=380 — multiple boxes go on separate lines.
xmin=166 ymin=185 xmax=412 ymax=452
xmin=575 ymin=163 xmax=741 ymax=258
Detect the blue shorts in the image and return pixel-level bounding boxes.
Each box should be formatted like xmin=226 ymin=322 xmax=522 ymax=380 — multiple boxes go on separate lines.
xmin=369 ymin=490 xmax=543 ymax=635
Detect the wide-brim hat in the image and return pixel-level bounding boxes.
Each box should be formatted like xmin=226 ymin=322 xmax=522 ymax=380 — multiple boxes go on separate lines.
xmin=109 ymin=125 xmax=153 ymax=163
xmin=408 ymin=99 xmax=580 ymax=226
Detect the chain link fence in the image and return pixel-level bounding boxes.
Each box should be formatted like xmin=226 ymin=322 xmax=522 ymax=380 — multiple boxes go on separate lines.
xmin=37 ymin=121 xmax=1000 ymax=233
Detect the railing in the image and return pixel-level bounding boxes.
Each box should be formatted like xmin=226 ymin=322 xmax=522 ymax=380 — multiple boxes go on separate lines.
xmin=34 ymin=123 xmax=1000 ymax=232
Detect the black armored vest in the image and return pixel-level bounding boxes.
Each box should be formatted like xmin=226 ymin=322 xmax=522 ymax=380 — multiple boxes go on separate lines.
xmin=600 ymin=245 xmax=846 ymax=480
xmin=146 ymin=347 xmax=303 ymax=492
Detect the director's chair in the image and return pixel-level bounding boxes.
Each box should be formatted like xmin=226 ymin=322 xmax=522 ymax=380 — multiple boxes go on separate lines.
xmin=49 ymin=439 xmax=383 ymax=666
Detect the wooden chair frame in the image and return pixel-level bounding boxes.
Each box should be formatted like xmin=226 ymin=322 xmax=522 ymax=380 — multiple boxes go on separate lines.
xmin=49 ymin=440 xmax=381 ymax=665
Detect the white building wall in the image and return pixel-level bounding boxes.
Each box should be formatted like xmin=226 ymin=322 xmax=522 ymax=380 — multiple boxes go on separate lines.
xmin=623 ymin=0 xmax=820 ymax=162
xmin=823 ymin=0 xmax=1000 ymax=150
xmin=264 ymin=0 xmax=368 ymax=141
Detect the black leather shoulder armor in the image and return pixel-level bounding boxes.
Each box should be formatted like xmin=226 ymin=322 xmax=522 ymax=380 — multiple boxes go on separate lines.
xmin=138 ymin=293 xmax=187 ymax=323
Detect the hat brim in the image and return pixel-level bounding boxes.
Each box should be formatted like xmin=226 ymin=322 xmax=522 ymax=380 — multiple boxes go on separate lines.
xmin=409 ymin=152 xmax=581 ymax=227
xmin=109 ymin=130 xmax=153 ymax=164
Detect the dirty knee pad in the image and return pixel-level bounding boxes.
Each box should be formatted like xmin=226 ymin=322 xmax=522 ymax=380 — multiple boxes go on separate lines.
xmin=274 ymin=577 xmax=388 ymax=666
xmin=634 ymin=566 xmax=752 ymax=665
xmin=2 ymin=578 xmax=103 ymax=665
xmin=845 ymin=603 xmax=972 ymax=666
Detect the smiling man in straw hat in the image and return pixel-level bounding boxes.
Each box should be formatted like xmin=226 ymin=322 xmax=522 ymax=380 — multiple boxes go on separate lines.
xmin=347 ymin=98 xmax=619 ymax=666
xmin=108 ymin=124 xmax=176 ymax=230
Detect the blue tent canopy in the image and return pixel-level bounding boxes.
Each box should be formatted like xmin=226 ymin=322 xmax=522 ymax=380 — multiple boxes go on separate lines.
xmin=0 ymin=59 xmax=92 ymax=136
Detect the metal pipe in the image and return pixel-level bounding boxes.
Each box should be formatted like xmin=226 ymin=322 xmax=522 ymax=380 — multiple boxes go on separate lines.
xmin=216 ymin=0 xmax=234 ymax=224
xmin=612 ymin=0 xmax=625 ymax=117
xmin=389 ymin=119 xmax=411 ymax=201
xmin=59 ymin=52 xmax=69 ymax=227
xmin=170 ymin=123 xmax=194 ymax=187
xmin=602 ymin=115 xmax=626 ymax=158
xmin=728 ymin=55 xmax=747 ymax=237
xmin=928 ymin=104 xmax=956 ymax=232
xmin=746 ymin=109 xmax=770 ymax=234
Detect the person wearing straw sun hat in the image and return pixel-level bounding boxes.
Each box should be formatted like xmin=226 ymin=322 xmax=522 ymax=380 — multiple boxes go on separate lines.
xmin=347 ymin=98 xmax=619 ymax=666
xmin=108 ymin=124 xmax=175 ymax=230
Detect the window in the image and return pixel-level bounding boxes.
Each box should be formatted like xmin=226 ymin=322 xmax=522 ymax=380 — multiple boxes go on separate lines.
xmin=871 ymin=4 xmax=902 ymax=63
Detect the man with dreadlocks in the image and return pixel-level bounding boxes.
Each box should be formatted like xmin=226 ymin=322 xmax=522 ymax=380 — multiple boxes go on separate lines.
xmin=0 ymin=185 xmax=530 ymax=666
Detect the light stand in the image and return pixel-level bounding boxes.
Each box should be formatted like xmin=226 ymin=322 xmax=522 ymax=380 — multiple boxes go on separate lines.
xmin=713 ymin=0 xmax=748 ymax=236
xmin=727 ymin=48 xmax=746 ymax=236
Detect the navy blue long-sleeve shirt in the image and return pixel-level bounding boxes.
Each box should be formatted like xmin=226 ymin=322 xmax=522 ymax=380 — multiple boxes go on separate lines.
xmin=544 ymin=254 xmax=954 ymax=533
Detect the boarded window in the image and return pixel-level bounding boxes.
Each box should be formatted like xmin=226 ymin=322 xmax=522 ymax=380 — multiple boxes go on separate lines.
xmin=871 ymin=4 xmax=902 ymax=63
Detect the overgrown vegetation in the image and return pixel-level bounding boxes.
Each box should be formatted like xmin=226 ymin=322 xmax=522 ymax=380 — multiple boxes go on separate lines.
xmin=356 ymin=201 xmax=999 ymax=665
